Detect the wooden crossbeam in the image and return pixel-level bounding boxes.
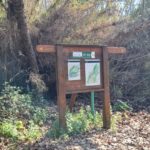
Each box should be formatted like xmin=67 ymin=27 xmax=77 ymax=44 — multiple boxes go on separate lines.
xmin=36 ymin=45 xmax=126 ymax=54
xmin=107 ymin=47 xmax=126 ymax=54
xmin=36 ymin=45 xmax=55 ymax=53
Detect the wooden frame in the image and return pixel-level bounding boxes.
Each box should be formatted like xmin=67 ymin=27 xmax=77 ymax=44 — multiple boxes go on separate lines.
xmin=36 ymin=44 xmax=126 ymax=129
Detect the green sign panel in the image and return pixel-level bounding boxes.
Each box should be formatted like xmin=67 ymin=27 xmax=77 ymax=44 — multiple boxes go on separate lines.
xmin=72 ymin=52 xmax=95 ymax=58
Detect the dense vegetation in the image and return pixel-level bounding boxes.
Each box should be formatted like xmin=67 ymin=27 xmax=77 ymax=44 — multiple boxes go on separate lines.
xmin=0 ymin=0 xmax=149 ymax=102
xmin=0 ymin=83 xmax=49 ymax=141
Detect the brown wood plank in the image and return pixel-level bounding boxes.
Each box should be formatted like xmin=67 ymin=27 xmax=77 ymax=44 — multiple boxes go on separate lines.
xmin=63 ymin=47 xmax=102 ymax=53
xmin=36 ymin=45 xmax=55 ymax=53
xmin=56 ymin=45 xmax=67 ymax=129
xmin=102 ymin=47 xmax=111 ymax=129
xmin=66 ymin=88 xmax=104 ymax=94
xmin=69 ymin=94 xmax=78 ymax=112
xmin=66 ymin=83 xmax=103 ymax=93
xmin=36 ymin=44 xmax=126 ymax=54
xmin=107 ymin=47 xmax=126 ymax=54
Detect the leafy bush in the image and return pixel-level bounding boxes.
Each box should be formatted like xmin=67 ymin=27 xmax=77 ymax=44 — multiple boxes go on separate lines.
xmin=32 ymin=107 xmax=49 ymax=125
xmin=0 ymin=121 xmax=18 ymax=139
xmin=47 ymin=119 xmax=66 ymax=139
xmin=0 ymin=83 xmax=33 ymax=121
xmin=0 ymin=83 xmax=48 ymax=124
xmin=111 ymin=113 xmax=122 ymax=132
xmin=66 ymin=107 xmax=102 ymax=135
xmin=47 ymin=106 xmax=103 ymax=139
xmin=25 ymin=121 xmax=42 ymax=141
xmin=0 ymin=83 xmax=48 ymax=141
xmin=113 ymin=100 xmax=132 ymax=112
xmin=0 ymin=120 xmax=42 ymax=141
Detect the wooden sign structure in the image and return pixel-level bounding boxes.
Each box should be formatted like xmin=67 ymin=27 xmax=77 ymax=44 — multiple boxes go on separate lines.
xmin=36 ymin=44 xmax=126 ymax=129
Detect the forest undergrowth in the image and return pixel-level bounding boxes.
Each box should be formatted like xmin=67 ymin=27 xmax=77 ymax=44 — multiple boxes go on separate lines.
xmin=0 ymin=84 xmax=149 ymax=150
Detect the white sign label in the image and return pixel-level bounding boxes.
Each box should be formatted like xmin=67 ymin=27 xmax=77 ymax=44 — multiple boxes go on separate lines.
xmin=91 ymin=52 xmax=95 ymax=58
xmin=72 ymin=51 xmax=95 ymax=58
xmin=73 ymin=52 xmax=82 ymax=58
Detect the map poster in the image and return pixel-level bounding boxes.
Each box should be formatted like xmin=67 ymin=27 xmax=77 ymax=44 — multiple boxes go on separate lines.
xmin=85 ymin=59 xmax=101 ymax=86
xmin=68 ymin=60 xmax=80 ymax=81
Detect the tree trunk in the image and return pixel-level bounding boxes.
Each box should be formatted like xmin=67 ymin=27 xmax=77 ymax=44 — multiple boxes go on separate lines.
xmin=7 ymin=0 xmax=39 ymax=73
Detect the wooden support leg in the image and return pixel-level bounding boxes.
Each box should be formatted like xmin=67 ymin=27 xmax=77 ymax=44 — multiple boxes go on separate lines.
xmin=102 ymin=47 xmax=111 ymax=129
xmin=69 ymin=93 xmax=78 ymax=112
xmin=56 ymin=46 xmax=66 ymax=129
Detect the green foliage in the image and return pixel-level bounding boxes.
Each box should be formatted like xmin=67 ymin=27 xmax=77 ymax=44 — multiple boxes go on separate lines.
xmin=0 ymin=121 xmax=18 ymax=139
xmin=48 ymin=106 xmax=123 ymax=139
xmin=0 ymin=120 xmax=41 ymax=141
xmin=0 ymin=83 xmax=32 ymax=121
xmin=32 ymin=107 xmax=48 ymax=125
xmin=25 ymin=121 xmax=42 ymax=141
xmin=0 ymin=0 xmax=6 ymax=21
xmin=113 ymin=100 xmax=132 ymax=112
xmin=111 ymin=113 xmax=122 ymax=132
xmin=47 ymin=107 xmax=103 ymax=139
xmin=0 ymin=83 xmax=48 ymax=141
xmin=66 ymin=107 xmax=102 ymax=135
xmin=0 ymin=83 xmax=48 ymax=124
xmin=47 ymin=119 xmax=66 ymax=139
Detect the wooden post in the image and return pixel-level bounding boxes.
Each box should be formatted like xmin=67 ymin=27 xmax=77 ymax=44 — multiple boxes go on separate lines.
xmin=56 ymin=46 xmax=67 ymax=129
xmin=69 ymin=94 xmax=78 ymax=112
xmin=102 ymin=47 xmax=111 ymax=129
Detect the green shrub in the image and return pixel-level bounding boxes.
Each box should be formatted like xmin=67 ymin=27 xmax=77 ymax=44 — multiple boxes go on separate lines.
xmin=48 ymin=106 xmax=122 ymax=139
xmin=0 ymin=83 xmax=48 ymax=141
xmin=0 ymin=83 xmax=33 ymax=121
xmin=25 ymin=121 xmax=42 ymax=141
xmin=113 ymin=100 xmax=132 ymax=112
xmin=0 ymin=120 xmax=42 ymax=141
xmin=47 ymin=119 xmax=66 ymax=139
xmin=47 ymin=106 xmax=103 ymax=139
xmin=111 ymin=113 xmax=122 ymax=132
xmin=32 ymin=107 xmax=48 ymax=125
xmin=66 ymin=107 xmax=102 ymax=135
xmin=0 ymin=83 xmax=48 ymax=124
xmin=0 ymin=121 xmax=18 ymax=139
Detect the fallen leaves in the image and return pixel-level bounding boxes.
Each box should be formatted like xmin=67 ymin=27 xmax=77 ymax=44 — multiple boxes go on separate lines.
xmin=1 ymin=110 xmax=149 ymax=150
xmin=15 ymin=111 xmax=150 ymax=150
